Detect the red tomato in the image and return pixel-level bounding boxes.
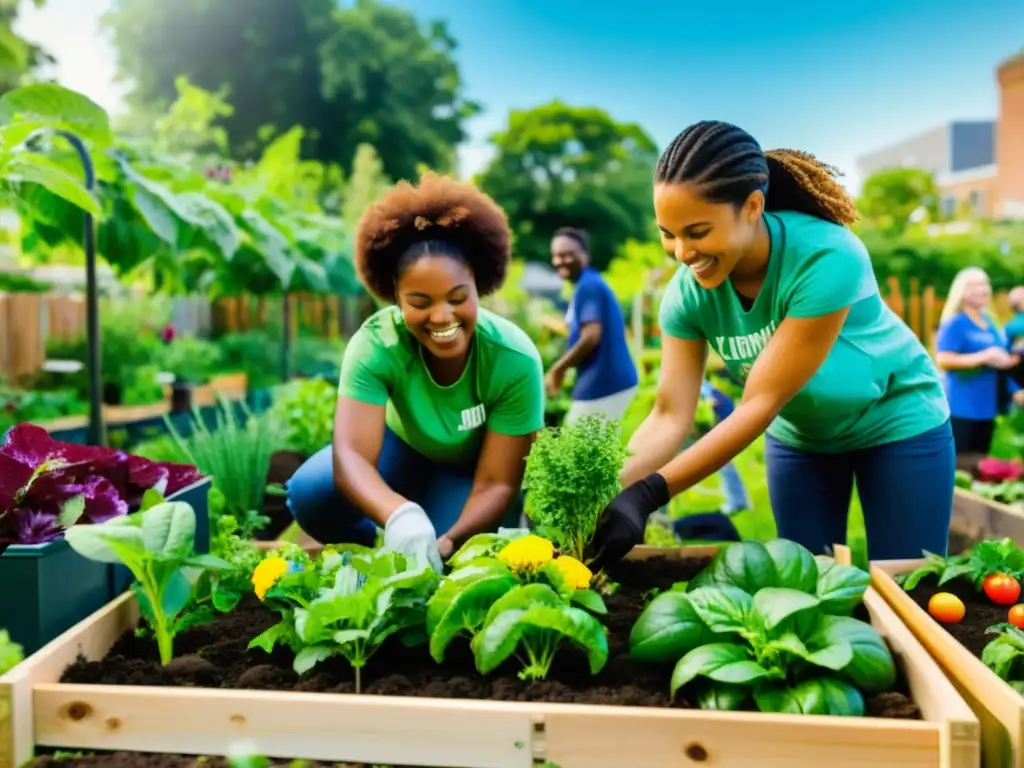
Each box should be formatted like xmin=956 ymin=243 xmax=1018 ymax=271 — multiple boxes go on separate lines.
xmin=1009 ymin=604 xmax=1024 ymax=629
xmin=984 ymin=573 xmax=1021 ymax=606
xmin=928 ymin=592 xmax=966 ymax=623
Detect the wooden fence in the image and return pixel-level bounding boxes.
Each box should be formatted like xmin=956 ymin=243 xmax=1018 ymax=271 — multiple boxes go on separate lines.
xmin=211 ymin=294 xmax=371 ymax=338
xmin=0 ymin=293 xmax=86 ymax=382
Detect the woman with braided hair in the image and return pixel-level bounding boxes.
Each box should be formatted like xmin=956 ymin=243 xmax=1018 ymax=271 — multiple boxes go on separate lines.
xmin=589 ymin=121 xmax=953 ymax=570
xmin=287 ymin=172 xmax=545 ymax=573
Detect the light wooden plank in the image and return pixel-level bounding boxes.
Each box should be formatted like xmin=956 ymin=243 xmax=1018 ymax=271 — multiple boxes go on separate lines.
xmin=33 ymin=686 xmax=537 ymax=768
xmin=874 ymin=559 xmax=1023 ymax=768
xmin=0 ymin=592 xmax=138 ymax=768
xmin=951 ymin=487 xmax=1024 ymax=544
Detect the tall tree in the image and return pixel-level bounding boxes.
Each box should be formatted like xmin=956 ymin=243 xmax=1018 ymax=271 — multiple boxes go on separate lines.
xmin=476 ymin=100 xmax=658 ymax=271
xmin=102 ymin=0 xmax=477 ymax=180
xmin=342 ymin=143 xmax=391 ymax=233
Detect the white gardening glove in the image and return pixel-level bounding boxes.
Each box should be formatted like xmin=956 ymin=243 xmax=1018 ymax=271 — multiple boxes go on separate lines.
xmin=382 ymin=501 xmax=443 ymax=574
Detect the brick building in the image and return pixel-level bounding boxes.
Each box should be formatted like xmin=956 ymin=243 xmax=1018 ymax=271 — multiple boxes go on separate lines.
xmin=856 ymin=49 xmax=1024 ymax=220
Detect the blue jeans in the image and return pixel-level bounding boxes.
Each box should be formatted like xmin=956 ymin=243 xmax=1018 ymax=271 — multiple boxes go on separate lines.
xmin=286 ymin=428 xmax=522 ymax=545
xmin=765 ymin=420 xmax=955 ymax=560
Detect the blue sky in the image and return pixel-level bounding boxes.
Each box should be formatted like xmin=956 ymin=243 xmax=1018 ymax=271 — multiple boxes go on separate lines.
xmin=17 ymin=0 xmax=1024 ymax=193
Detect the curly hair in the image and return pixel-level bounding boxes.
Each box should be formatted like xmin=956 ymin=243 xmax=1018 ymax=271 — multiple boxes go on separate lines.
xmin=353 ymin=171 xmax=511 ymax=302
xmin=654 ymin=121 xmax=860 ymax=227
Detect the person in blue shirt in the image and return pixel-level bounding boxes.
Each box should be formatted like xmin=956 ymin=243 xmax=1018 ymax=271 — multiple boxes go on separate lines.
xmin=545 ymin=227 xmax=639 ymax=424
xmin=1008 ymin=287 xmax=1024 ymax=395
xmin=935 ymin=267 xmax=1020 ymax=455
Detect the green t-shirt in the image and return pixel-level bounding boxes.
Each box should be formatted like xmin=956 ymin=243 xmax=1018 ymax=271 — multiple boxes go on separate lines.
xmin=659 ymin=210 xmax=950 ymax=452
xmin=339 ymin=305 xmax=545 ymax=464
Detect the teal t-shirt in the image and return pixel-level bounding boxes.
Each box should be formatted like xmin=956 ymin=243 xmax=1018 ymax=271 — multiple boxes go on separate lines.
xmin=659 ymin=210 xmax=950 ymax=452
xmin=339 ymin=305 xmax=546 ymax=464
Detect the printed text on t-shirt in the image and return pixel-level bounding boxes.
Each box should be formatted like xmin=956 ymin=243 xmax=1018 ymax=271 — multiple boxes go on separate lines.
xmin=714 ymin=321 xmax=778 ymax=378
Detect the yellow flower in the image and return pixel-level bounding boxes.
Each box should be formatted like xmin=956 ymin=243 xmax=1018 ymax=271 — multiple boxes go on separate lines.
xmin=252 ymin=556 xmax=288 ymax=600
xmin=497 ymin=535 xmax=555 ymax=571
xmin=552 ymin=556 xmax=593 ymax=589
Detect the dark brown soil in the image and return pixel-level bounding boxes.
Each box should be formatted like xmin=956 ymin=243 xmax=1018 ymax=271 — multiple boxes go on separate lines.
xmin=59 ymin=556 xmax=919 ymax=718
xmin=256 ymin=450 xmax=307 ymax=541
xmin=905 ymin=573 xmax=1009 ymax=659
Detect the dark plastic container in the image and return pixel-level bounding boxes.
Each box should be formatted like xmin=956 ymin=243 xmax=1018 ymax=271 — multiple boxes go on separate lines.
xmin=0 ymin=476 xmax=213 ymax=656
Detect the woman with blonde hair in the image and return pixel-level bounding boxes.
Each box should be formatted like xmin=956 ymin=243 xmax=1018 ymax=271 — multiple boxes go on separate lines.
xmin=935 ymin=266 xmax=1020 ymax=455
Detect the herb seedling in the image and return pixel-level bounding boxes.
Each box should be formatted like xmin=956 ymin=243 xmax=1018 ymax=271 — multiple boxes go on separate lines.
xmin=523 ymin=415 xmax=629 ymax=563
xmin=65 ymin=500 xmax=235 ymax=664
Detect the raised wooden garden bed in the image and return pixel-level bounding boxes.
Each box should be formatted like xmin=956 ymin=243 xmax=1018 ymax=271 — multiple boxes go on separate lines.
xmin=951 ymin=487 xmax=1024 ymax=547
xmin=0 ymin=545 xmax=979 ymax=768
xmin=873 ymin=556 xmax=1023 ymax=767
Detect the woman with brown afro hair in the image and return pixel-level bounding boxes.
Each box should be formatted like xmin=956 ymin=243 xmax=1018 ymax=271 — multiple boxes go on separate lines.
xmin=589 ymin=120 xmax=953 ymax=572
xmin=286 ymin=172 xmax=544 ymax=572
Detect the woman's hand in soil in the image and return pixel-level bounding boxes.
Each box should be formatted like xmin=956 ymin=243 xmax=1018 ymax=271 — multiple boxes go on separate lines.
xmin=382 ymin=501 xmax=443 ymax=573
xmin=589 ymin=473 xmax=670 ymax=571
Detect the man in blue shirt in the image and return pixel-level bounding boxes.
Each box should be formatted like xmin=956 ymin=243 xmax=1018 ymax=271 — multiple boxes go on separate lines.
xmin=546 ymin=227 xmax=639 ymax=424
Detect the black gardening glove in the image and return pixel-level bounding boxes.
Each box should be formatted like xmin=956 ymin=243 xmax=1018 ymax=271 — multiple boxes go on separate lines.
xmin=590 ymin=473 xmax=670 ymax=572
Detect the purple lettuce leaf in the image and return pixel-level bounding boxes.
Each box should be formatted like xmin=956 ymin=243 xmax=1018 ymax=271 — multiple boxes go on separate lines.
xmin=15 ymin=508 xmax=62 ymax=545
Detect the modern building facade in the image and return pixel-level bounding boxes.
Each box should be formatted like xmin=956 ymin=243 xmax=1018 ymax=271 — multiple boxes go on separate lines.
xmin=856 ymin=49 xmax=1024 ymax=219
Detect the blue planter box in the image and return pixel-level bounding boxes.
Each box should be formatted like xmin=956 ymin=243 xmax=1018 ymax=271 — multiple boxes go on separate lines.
xmin=0 ymin=475 xmax=212 ymax=656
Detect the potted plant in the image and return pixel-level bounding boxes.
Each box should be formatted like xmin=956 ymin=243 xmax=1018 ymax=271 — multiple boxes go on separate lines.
xmin=0 ymin=423 xmax=209 ymax=654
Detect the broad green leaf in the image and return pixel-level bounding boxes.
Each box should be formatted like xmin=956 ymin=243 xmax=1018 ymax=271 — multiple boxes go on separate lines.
xmin=570 ymin=589 xmax=608 ymax=615
xmin=429 ymin=574 xmax=517 ymax=663
xmin=809 ymin=615 xmax=896 ymax=692
xmin=517 ymin=603 xmax=610 ymax=675
xmin=472 ymin=608 xmax=527 ymax=674
xmin=696 ymin=682 xmax=750 ymax=711
xmin=176 ymin=191 xmax=240 ymax=258
xmin=686 ymin=585 xmax=753 ymax=634
xmin=815 ymin=560 xmax=871 ymax=615
xmin=447 ymin=534 xmax=504 ymax=568
xmin=240 ymin=210 xmax=296 ymax=288
xmin=0 ymin=83 xmax=112 ymax=147
xmin=183 ymin=554 xmax=235 ymax=572
xmin=5 ymin=153 xmax=100 ymax=216
xmin=141 ymin=502 xmax=196 ymax=556
xmin=805 ymin=640 xmax=854 ymax=671
xmin=982 ymin=638 xmax=1022 ymax=680
xmin=293 ymin=644 xmax=336 ymax=675
xmin=629 ymin=590 xmax=712 ymax=663
xmin=57 ymin=493 xmax=85 ymax=527
xmin=65 ymin=522 xmax=146 ymax=564
xmin=333 ymin=628 xmax=370 ymax=646
xmin=426 ymin=560 xmax=511 ymax=633
xmin=712 ymin=541 xmax=777 ymax=594
xmin=670 ymin=642 xmax=752 ymax=697
xmin=211 ymin=583 xmax=242 ymax=613
xmin=248 ymin=622 xmax=287 ymax=653
xmin=174 ymin=604 xmax=215 ymax=633
xmin=763 ymin=539 xmax=819 ymax=594
xmin=481 ymin=583 xmax=564 ymax=625
xmin=752 ymin=588 xmax=820 ymax=632
xmin=754 ymin=677 xmax=865 ymax=717
xmin=159 ymin=568 xmax=195 ymax=619
xmin=139 ymin=488 xmax=166 ymax=512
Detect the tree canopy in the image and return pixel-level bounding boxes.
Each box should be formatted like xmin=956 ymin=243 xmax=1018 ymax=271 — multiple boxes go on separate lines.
xmin=102 ymin=0 xmax=479 ymax=181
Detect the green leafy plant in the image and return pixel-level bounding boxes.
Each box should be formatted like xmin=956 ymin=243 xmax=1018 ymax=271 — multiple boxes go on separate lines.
xmin=0 ymin=629 xmax=23 ymax=674
xmin=269 ymin=377 xmax=337 ymax=457
xmin=64 ymin=499 xmax=235 ymax=664
xmin=250 ymin=548 xmax=439 ymax=692
xmin=427 ymin=534 xmax=608 ymax=680
xmin=523 ymin=415 xmax=630 ymax=562
xmin=629 ymin=539 xmax=896 ymax=715
xmin=981 ymin=624 xmax=1024 ymax=695
xmin=897 ymin=537 xmax=1024 ymax=592
xmin=165 ymin=396 xmax=277 ymax=538
xmin=159 ymin=336 xmax=224 ymax=385
xmin=471 ymin=582 xmax=609 ymax=681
